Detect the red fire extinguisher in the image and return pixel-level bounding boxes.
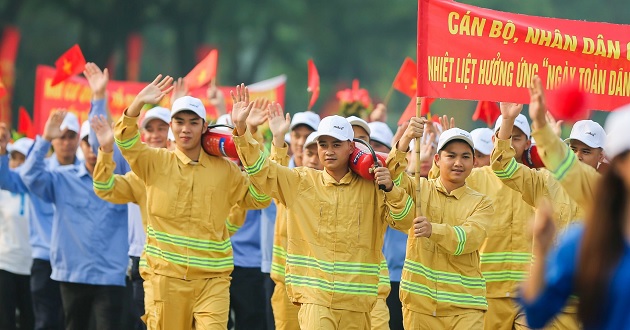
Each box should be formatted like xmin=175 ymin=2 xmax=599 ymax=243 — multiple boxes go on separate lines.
xmin=201 ymin=124 xmax=239 ymax=159
xmin=349 ymin=138 xmax=388 ymax=190
xmin=522 ymin=145 xmax=545 ymax=169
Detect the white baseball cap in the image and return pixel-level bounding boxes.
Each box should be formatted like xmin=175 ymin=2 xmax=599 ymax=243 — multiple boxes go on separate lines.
xmin=60 ymin=112 xmax=80 ymax=134
xmin=346 ymin=116 xmax=371 ymax=136
xmin=290 ymin=111 xmax=320 ymax=131
xmin=303 ymin=132 xmax=318 ymax=150
xmin=142 ymin=107 xmax=171 ymax=129
xmin=368 ymin=122 xmax=394 ymax=149
xmin=80 ymin=120 xmax=90 ymax=141
xmin=313 ymin=115 xmax=354 ymax=142
xmin=471 ymin=128 xmax=494 ymax=156
xmin=494 ymin=114 xmax=531 ymax=139
xmin=604 ymin=104 xmax=630 ymax=159
xmin=171 ymin=96 xmax=206 ymax=120
xmin=7 ymin=138 xmax=34 ymax=156
xmin=564 ymin=120 xmax=605 ymax=148
xmin=437 ymin=128 xmax=475 ymax=152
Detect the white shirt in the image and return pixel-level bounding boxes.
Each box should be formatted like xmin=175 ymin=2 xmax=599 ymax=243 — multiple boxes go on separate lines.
xmin=0 ymin=190 xmax=32 ymax=275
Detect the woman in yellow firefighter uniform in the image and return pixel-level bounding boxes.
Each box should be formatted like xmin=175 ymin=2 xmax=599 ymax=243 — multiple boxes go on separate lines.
xmin=113 ymin=76 xmax=270 ymax=329
xmin=230 ymin=86 xmax=415 ymax=330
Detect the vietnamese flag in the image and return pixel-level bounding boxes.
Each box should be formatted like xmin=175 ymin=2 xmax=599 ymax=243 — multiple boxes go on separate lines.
xmin=51 ymin=44 xmax=86 ymax=86
xmin=184 ymin=49 xmax=218 ymax=90
xmin=0 ymin=80 xmax=6 ymax=99
xmin=393 ymin=58 xmax=417 ymax=98
xmin=18 ymin=107 xmax=35 ymax=138
xmin=307 ymin=59 xmax=320 ymax=110
xmin=472 ymin=101 xmax=501 ymax=127
xmin=398 ymin=97 xmax=435 ymax=125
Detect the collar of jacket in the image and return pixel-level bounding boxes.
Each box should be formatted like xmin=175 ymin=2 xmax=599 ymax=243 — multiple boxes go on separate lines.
xmin=174 ymin=147 xmax=210 ymax=168
xmin=435 ymin=177 xmax=467 ymax=200
xmin=322 ymin=168 xmax=354 ymax=186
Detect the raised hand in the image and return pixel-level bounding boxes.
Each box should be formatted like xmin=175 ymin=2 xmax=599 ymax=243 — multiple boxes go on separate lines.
xmin=399 ymin=117 xmax=427 ymax=151
xmin=246 ymin=98 xmax=270 ymax=132
xmin=413 ymin=216 xmax=432 ymax=238
xmin=171 ymin=77 xmax=189 ymax=106
xmin=83 ymin=62 xmax=109 ymax=100
xmin=0 ymin=123 xmax=9 ymax=155
xmin=528 ymin=75 xmax=547 ymax=129
xmin=207 ymin=80 xmax=226 ymax=115
xmin=230 ymin=83 xmax=255 ymax=135
xmin=373 ymin=166 xmax=393 ymax=192
xmin=91 ymin=115 xmax=114 ymax=153
xmin=267 ymin=102 xmax=291 ymax=146
xmin=420 ymin=130 xmax=437 ymax=163
xmin=43 ymin=111 xmax=68 ymax=141
xmin=532 ymin=199 xmax=556 ymax=255
xmin=438 ymin=115 xmax=456 ymax=131
xmin=369 ymin=103 xmax=388 ymax=123
xmin=129 ymin=75 xmax=174 ymax=117
xmin=546 ymin=112 xmax=563 ymax=137
xmin=499 ymin=102 xmax=524 ymax=120
xmin=392 ymin=121 xmax=409 ymax=148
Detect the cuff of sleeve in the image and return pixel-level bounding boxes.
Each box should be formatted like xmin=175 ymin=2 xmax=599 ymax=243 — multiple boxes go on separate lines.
xmin=34 ymin=136 xmax=52 ymax=153
xmin=495 ymin=137 xmax=513 ymax=151
xmin=122 ymin=111 xmax=140 ymax=123
xmin=271 ymin=143 xmax=288 ymax=158
xmin=531 ymin=124 xmax=559 ymax=147
xmin=97 ymin=148 xmax=114 ymax=162
xmin=233 ymin=128 xmax=254 ymax=148
xmin=90 ymin=98 xmax=107 ymax=109
xmin=384 ymin=185 xmax=404 ymax=200
xmin=428 ymin=223 xmax=447 ymax=243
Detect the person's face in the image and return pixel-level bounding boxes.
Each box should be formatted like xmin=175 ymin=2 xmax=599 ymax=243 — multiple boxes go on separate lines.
xmin=142 ymin=119 xmax=169 ymax=149
xmin=8 ymin=152 xmax=25 ymax=169
xmin=352 ymin=126 xmax=370 ymax=142
xmin=80 ymin=139 xmax=96 ymax=166
xmin=510 ymin=127 xmax=531 ymax=163
xmin=51 ymin=130 xmax=79 ymax=163
xmin=290 ymin=125 xmax=314 ymax=160
xmin=302 ymin=145 xmax=322 ymax=170
xmin=170 ymin=112 xmax=206 ymax=151
xmin=317 ymin=136 xmax=354 ymax=172
xmin=569 ymin=139 xmax=604 ymax=169
xmin=473 ymin=150 xmax=490 ymax=167
xmin=370 ymin=141 xmax=391 ymax=154
xmin=435 ymin=141 xmax=474 ymax=185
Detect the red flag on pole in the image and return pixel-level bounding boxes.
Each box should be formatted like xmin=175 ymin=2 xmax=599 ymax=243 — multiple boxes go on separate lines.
xmin=0 ymin=81 xmax=6 ymax=99
xmin=472 ymin=101 xmax=501 ymax=127
xmin=398 ymin=97 xmax=435 ymax=125
xmin=393 ymin=57 xmax=417 ymax=98
xmin=184 ymin=49 xmax=218 ymax=90
xmin=126 ymin=33 xmax=143 ymax=81
xmin=307 ymin=59 xmax=320 ymax=110
xmin=51 ymin=44 xmax=86 ymax=86
xmin=18 ymin=107 xmax=35 ymax=138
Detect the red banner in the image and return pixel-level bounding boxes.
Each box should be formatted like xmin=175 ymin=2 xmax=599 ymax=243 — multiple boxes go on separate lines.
xmin=33 ymin=65 xmax=286 ymax=134
xmin=126 ymin=33 xmax=143 ymax=81
xmin=417 ymin=0 xmax=630 ymax=111
xmin=0 ymin=26 xmax=20 ymax=124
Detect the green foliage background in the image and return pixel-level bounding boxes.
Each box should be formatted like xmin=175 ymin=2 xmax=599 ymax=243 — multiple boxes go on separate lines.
xmin=1 ymin=0 xmax=624 ymax=134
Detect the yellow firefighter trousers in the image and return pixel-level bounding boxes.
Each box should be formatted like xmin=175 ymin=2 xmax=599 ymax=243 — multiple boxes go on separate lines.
xmin=485 ymin=298 xmax=519 ymax=330
xmin=403 ymin=307 xmax=485 ymax=330
xmin=271 ymin=281 xmax=300 ymax=330
xmin=298 ymin=303 xmax=371 ymax=330
xmin=144 ymin=275 xmax=230 ymax=330
xmin=515 ymin=311 xmax=580 ymax=330
xmin=370 ymin=298 xmax=390 ymax=330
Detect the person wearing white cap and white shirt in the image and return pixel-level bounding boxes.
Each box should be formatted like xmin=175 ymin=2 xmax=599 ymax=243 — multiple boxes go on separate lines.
xmin=232 ymin=84 xmax=415 ymax=329
xmin=385 ymin=124 xmax=494 ymax=329
xmin=288 ymin=111 xmax=320 ymax=167
xmin=519 ymin=105 xmax=630 ymax=330
xmin=0 ymin=137 xmax=35 ymax=329
xmin=113 ymin=78 xmax=270 ymax=329
xmin=471 ymin=128 xmax=494 ymax=167
xmin=368 ymin=121 xmax=394 ymax=154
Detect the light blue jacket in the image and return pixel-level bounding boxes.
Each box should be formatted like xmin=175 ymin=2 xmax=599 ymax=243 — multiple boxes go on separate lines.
xmin=232 ymin=210 xmax=262 ymax=268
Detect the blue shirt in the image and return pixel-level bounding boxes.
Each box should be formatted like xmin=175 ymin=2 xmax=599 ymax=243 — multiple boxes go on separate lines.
xmin=20 ymin=137 xmax=129 ymax=286
xmin=520 ymin=224 xmax=630 ymax=329
xmin=383 ymin=226 xmax=408 ymax=282
xmin=232 ymin=210 xmax=262 ymax=268
xmin=0 ymin=153 xmax=78 ymax=260
xmin=260 ymin=201 xmax=276 ymax=273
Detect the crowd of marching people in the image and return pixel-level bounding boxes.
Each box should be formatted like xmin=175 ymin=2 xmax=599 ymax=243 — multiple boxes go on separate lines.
xmin=1 ymin=60 xmax=629 ymax=330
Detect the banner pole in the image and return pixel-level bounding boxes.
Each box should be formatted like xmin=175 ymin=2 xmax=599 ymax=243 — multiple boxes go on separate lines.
xmin=414 ymin=96 xmax=422 ymax=218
